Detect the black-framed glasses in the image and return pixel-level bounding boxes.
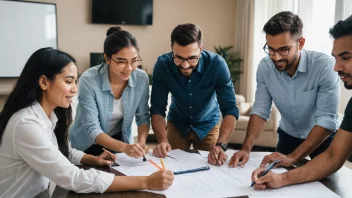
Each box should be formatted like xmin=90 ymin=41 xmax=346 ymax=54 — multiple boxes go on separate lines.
xmin=110 ymin=55 xmax=142 ymax=68
xmin=172 ymin=52 xmax=201 ymax=65
xmin=263 ymin=38 xmax=301 ymax=56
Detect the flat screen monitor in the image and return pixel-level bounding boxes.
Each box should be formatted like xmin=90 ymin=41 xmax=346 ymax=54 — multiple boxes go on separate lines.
xmin=92 ymin=0 xmax=153 ymax=25
xmin=0 ymin=0 xmax=57 ymax=78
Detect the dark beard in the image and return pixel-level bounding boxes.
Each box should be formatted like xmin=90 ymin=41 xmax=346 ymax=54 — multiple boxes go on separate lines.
xmin=344 ymin=82 xmax=352 ymax=89
xmin=273 ymin=51 xmax=299 ymax=72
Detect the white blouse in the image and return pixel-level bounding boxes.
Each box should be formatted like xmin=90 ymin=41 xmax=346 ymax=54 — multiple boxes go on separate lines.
xmin=0 ymin=102 xmax=114 ymax=198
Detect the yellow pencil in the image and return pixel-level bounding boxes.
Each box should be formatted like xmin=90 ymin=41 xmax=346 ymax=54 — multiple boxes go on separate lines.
xmin=160 ymin=158 xmax=166 ymax=169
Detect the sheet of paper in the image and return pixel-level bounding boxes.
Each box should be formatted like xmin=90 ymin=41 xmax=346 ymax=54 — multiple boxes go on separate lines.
xmin=113 ymin=149 xmax=340 ymax=198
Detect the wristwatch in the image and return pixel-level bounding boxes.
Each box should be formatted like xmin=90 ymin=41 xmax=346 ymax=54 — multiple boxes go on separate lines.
xmin=215 ymin=142 xmax=228 ymax=152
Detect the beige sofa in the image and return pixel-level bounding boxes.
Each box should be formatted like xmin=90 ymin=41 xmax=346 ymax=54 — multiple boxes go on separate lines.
xmin=229 ymin=95 xmax=279 ymax=148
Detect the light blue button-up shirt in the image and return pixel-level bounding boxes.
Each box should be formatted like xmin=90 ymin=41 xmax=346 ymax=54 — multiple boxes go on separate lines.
xmin=69 ymin=64 xmax=150 ymax=151
xmin=251 ymin=50 xmax=340 ymax=139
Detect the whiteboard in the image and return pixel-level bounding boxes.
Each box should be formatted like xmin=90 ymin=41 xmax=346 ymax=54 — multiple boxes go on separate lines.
xmin=0 ymin=1 xmax=57 ymax=77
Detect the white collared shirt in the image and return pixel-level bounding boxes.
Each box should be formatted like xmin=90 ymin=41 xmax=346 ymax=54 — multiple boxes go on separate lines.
xmin=0 ymin=102 xmax=114 ymax=198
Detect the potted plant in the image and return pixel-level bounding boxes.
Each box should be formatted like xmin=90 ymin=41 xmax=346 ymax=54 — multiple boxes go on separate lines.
xmin=214 ymin=46 xmax=243 ymax=86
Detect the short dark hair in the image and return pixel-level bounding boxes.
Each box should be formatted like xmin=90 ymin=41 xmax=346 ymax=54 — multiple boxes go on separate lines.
xmin=0 ymin=48 xmax=75 ymax=157
xmin=171 ymin=23 xmax=202 ymax=46
xmin=329 ymin=15 xmax=352 ymax=39
xmin=263 ymin=11 xmax=303 ymax=38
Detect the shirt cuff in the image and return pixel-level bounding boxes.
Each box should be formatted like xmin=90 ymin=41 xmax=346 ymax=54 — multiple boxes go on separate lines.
xmin=70 ymin=149 xmax=85 ymax=165
xmin=315 ymin=116 xmax=339 ymax=132
xmin=94 ymin=171 xmax=115 ymax=193
xmin=90 ymin=128 xmax=104 ymax=144
xmin=250 ymin=107 xmax=270 ymax=121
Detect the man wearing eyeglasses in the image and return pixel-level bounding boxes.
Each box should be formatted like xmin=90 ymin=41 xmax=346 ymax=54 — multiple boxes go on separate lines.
xmin=229 ymin=11 xmax=340 ymax=168
xmin=150 ymin=23 xmax=239 ymax=166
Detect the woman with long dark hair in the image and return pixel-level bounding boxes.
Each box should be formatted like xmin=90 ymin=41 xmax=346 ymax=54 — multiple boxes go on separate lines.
xmin=0 ymin=48 xmax=174 ymax=198
xmin=69 ymin=27 xmax=151 ymax=158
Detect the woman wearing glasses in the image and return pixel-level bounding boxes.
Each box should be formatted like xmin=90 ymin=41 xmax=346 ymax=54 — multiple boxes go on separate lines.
xmin=69 ymin=27 xmax=150 ymax=158
xmin=0 ymin=48 xmax=174 ymax=198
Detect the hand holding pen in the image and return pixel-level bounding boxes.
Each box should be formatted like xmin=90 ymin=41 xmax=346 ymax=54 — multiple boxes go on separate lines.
xmin=98 ymin=148 xmax=116 ymax=167
xmin=251 ymin=160 xmax=285 ymax=189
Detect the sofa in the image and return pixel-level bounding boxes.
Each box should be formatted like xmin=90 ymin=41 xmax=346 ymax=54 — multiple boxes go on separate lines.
xmin=228 ymin=95 xmax=280 ymax=148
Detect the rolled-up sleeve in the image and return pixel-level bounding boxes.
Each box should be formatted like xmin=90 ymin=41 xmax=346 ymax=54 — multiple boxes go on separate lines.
xmin=135 ymin=73 xmax=151 ymax=126
xmin=250 ymin=61 xmax=273 ymax=120
xmin=14 ymin=117 xmax=114 ymax=193
xmin=68 ymin=142 xmax=85 ymax=165
xmin=215 ymin=57 xmax=239 ymax=120
xmin=314 ymin=60 xmax=340 ymax=132
xmin=76 ymin=76 xmax=104 ymax=144
xmin=150 ymin=57 xmax=169 ymax=117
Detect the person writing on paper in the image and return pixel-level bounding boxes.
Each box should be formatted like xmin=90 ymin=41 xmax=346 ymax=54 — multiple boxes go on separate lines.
xmin=251 ymin=15 xmax=352 ymax=189
xmin=70 ymin=27 xmax=150 ymax=158
xmin=150 ymin=23 xmax=239 ymax=166
xmin=229 ymin=11 xmax=340 ymax=168
xmin=0 ymin=48 xmax=174 ymax=198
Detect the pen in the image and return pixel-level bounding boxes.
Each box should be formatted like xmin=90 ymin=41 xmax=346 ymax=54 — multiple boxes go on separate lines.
xmin=250 ymin=160 xmax=280 ymax=187
xmin=167 ymin=155 xmax=177 ymax=160
xmin=173 ymin=166 xmax=210 ymax=175
xmin=149 ymin=159 xmax=162 ymax=170
xmin=102 ymin=148 xmax=114 ymax=169
xmin=160 ymin=158 xmax=166 ymax=169
xmin=142 ymin=155 xmax=147 ymax=162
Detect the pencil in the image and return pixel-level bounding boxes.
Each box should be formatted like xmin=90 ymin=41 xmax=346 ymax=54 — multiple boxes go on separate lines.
xmin=149 ymin=159 xmax=162 ymax=170
xmin=160 ymin=158 xmax=166 ymax=169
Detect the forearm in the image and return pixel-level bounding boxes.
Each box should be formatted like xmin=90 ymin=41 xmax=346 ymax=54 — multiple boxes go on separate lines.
xmin=151 ymin=114 xmax=168 ymax=143
xmin=282 ymin=147 xmax=340 ymax=186
xmin=290 ymin=126 xmax=331 ymax=161
xmin=95 ymin=133 xmax=128 ymax=153
xmin=217 ymin=115 xmax=236 ymax=143
xmin=105 ymin=176 xmax=147 ymax=192
xmin=137 ymin=124 xmax=149 ymax=143
xmin=80 ymin=154 xmax=99 ymax=166
xmin=241 ymin=114 xmax=266 ymax=152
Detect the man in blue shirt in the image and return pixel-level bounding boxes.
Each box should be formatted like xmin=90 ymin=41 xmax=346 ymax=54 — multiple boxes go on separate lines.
xmin=229 ymin=11 xmax=340 ymax=168
xmin=150 ymin=23 xmax=239 ymax=166
xmin=251 ymin=14 xmax=352 ymax=190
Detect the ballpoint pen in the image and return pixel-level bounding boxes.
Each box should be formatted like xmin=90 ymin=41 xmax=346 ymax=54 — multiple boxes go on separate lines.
xmin=250 ymin=160 xmax=280 ymax=187
xmin=173 ymin=166 xmax=210 ymax=175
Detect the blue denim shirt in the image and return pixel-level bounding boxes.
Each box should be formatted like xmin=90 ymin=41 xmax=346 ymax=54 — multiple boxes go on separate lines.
xmin=69 ymin=64 xmax=150 ymax=151
xmin=251 ymin=50 xmax=340 ymax=139
xmin=150 ymin=50 xmax=239 ymax=140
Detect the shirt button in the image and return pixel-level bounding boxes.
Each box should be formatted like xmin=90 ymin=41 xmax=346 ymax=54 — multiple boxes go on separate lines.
xmin=190 ymin=116 xmax=193 ymax=118
xmin=293 ymin=110 xmax=295 ymax=112
xmin=190 ymin=106 xmax=192 ymax=109
xmin=124 ymin=125 xmax=127 ymax=128
xmin=295 ymin=120 xmax=298 ymax=123
xmin=301 ymin=135 xmax=305 ymax=138
xmin=125 ymin=111 xmax=127 ymax=114
xmin=188 ymin=80 xmax=191 ymax=83
xmin=124 ymin=101 xmax=126 ymax=103
xmin=189 ymin=93 xmax=192 ymax=96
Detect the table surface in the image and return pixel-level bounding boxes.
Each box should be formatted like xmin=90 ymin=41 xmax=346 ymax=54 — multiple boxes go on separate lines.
xmin=52 ymin=152 xmax=352 ymax=198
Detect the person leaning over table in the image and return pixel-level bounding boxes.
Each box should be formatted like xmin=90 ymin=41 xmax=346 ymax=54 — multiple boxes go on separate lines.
xmin=150 ymin=23 xmax=239 ymax=166
xmin=229 ymin=11 xmax=340 ymax=168
xmin=0 ymin=47 xmax=174 ymax=198
xmin=251 ymin=15 xmax=352 ymax=190
xmin=69 ymin=26 xmax=150 ymax=158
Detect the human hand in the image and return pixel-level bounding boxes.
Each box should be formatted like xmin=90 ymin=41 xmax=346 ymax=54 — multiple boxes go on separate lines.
xmin=228 ymin=150 xmax=250 ymax=167
xmin=251 ymin=167 xmax=286 ymax=189
xmin=123 ymin=143 xmax=148 ymax=158
xmin=97 ymin=148 xmax=116 ymax=166
xmin=260 ymin=152 xmax=295 ymax=167
xmin=208 ymin=145 xmax=228 ymax=166
xmin=152 ymin=142 xmax=172 ymax=158
xmin=145 ymin=170 xmax=174 ymax=190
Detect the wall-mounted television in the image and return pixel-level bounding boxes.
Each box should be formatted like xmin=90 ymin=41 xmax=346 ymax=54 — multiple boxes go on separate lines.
xmin=0 ymin=0 xmax=57 ymax=78
xmin=92 ymin=0 xmax=153 ymax=25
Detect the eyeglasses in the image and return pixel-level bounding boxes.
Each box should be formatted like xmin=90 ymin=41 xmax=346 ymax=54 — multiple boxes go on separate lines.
xmin=263 ymin=38 xmax=301 ymax=56
xmin=110 ymin=55 xmax=142 ymax=68
xmin=172 ymin=52 xmax=201 ymax=65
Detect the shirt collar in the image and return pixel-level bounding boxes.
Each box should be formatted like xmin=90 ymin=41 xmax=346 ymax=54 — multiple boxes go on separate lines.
xmin=100 ymin=64 xmax=136 ymax=92
xmin=296 ymin=49 xmax=308 ymax=73
xmin=31 ymin=102 xmax=58 ymax=131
